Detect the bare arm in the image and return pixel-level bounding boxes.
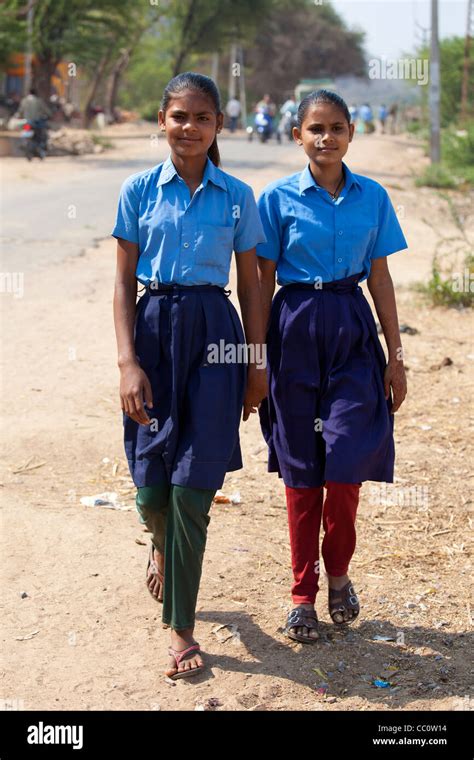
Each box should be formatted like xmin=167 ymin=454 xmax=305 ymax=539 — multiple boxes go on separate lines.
xmin=367 ymin=256 xmax=407 ymax=412
xmin=235 ymin=248 xmax=268 ymax=420
xmin=113 ymin=239 xmax=153 ymax=424
xmin=256 ymin=256 xmax=277 ymax=332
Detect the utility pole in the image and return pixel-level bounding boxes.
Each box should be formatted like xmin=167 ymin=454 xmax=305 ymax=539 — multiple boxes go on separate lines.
xmin=228 ymin=41 xmax=238 ymax=100
xmin=211 ymin=52 xmax=219 ymax=87
xmin=238 ymin=45 xmax=247 ymax=130
xmin=429 ymin=0 xmax=441 ymax=163
xmin=24 ymin=0 xmax=35 ymax=94
xmin=460 ymin=0 xmax=473 ymax=123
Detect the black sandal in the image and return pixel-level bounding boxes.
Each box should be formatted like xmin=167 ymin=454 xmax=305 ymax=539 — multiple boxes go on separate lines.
xmin=285 ymin=607 xmax=320 ymax=643
xmin=328 ymin=581 xmax=360 ymax=625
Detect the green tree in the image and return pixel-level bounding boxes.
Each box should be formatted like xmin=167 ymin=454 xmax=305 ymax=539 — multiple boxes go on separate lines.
xmin=245 ymin=0 xmax=366 ymax=99
xmin=412 ymin=36 xmax=474 ymax=127
xmin=1 ymin=0 xmax=140 ymax=104
xmin=166 ymin=0 xmax=275 ymax=75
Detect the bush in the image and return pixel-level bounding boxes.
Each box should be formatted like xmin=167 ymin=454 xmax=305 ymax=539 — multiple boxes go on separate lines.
xmin=442 ymin=124 xmax=474 ymax=180
xmin=415 ymin=255 xmax=474 ymax=307
xmin=415 ymin=164 xmax=459 ymax=189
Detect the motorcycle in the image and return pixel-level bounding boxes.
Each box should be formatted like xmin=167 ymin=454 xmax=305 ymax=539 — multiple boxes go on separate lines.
xmin=19 ymin=118 xmax=49 ymax=160
xmin=247 ymin=107 xmax=274 ymax=143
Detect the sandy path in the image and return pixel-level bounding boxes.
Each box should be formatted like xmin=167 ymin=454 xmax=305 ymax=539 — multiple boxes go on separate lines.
xmin=1 ymin=126 xmax=473 ymax=712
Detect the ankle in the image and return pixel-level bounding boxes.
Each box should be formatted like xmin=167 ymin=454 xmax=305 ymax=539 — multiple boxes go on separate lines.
xmin=327 ymin=573 xmax=349 ymax=589
xmin=170 ymin=628 xmax=195 ymax=648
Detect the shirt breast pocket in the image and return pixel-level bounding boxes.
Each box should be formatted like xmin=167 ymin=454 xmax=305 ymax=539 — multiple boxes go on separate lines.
xmin=350 ymin=222 xmax=379 ymax=261
xmin=195 ymin=224 xmax=234 ymax=270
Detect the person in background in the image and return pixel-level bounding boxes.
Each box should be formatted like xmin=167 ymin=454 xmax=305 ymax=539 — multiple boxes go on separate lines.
xmin=255 ymin=93 xmax=276 ymax=118
xmin=378 ymin=104 xmax=388 ymax=134
xmin=225 ymin=96 xmax=241 ymax=132
xmin=280 ymin=96 xmax=297 ymax=116
xmin=349 ymin=103 xmax=359 ymax=131
xmin=359 ymin=103 xmax=374 ymax=135
xmin=17 ymin=87 xmax=52 ymax=123
xmin=388 ymin=103 xmax=398 ymax=135
xmin=277 ymin=96 xmax=298 ymax=142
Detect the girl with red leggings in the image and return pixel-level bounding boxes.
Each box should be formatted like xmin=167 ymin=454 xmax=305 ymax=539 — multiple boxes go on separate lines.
xmin=256 ymin=89 xmax=408 ymax=642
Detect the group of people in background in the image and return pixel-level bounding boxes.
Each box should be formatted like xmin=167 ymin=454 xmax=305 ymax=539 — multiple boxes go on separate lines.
xmin=225 ymin=93 xmax=399 ymax=136
xmin=349 ymin=102 xmax=398 ymax=135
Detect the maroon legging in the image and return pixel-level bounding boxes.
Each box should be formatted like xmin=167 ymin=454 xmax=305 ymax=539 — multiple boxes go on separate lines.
xmin=285 ymin=481 xmax=361 ymax=604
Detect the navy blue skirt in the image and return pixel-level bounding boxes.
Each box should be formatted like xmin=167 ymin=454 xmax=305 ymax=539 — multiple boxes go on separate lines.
xmin=123 ymin=285 xmax=247 ymax=490
xmin=258 ymin=273 xmax=395 ymax=488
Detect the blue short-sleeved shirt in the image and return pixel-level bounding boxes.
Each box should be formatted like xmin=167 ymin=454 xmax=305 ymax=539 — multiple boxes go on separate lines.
xmin=111 ymin=154 xmax=267 ymax=286
xmin=256 ymin=161 xmax=408 ymax=285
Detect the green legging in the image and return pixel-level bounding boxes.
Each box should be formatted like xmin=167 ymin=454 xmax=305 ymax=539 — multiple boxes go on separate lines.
xmin=136 ymin=483 xmax=216 ymax=631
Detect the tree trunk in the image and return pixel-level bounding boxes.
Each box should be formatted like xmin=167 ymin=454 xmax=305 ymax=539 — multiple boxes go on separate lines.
xmin=105 ymin=48 xmax=131 ymax=122
xmin=34 ymin=55 xmax=58 ymax=102
xmin=173 ymin=0 xmax=199 ymax=76
xmin=106 ymin=23 xmax=147 ymax=122
xmin=82 ymin=48 xmax=113 ymax=129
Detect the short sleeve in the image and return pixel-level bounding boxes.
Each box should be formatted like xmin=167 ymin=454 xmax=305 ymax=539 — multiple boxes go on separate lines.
xmin=371 ymin=187 xmax=408 ymax=259
xmin=255 ymin=188 xmax=282 ymax=262
xmin=233 ymin=185 xmax=267 ymax=253
xmin=111 ymin=176 xmax=140 ymax=244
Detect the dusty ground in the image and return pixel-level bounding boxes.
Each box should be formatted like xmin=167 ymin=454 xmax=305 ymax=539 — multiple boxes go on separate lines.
xmin=1 ymin=125 xmax=473 ymax=712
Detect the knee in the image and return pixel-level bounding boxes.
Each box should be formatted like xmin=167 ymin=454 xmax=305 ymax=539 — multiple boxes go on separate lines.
xmin=170 ymin=485 xmax=215 ymax=525
xmin=136 ymin=484 xmax=169 ymax=516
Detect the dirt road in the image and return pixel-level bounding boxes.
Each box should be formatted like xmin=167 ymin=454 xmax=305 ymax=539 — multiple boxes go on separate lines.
xmin=1 ymin=126 xmax=473 ymax=711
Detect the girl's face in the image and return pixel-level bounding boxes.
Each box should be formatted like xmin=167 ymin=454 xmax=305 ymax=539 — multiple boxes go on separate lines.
xmin=293 ymin=101 xmax=354 ymax=166
xmin=158 ymin=90 xmax=223 ymax=159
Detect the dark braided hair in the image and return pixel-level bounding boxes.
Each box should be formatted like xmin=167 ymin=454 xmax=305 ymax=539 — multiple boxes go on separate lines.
xmin=161 ymin=72 xmax=221 ymax=167
xmin=297 ymin=89 xmax=351 ymax=130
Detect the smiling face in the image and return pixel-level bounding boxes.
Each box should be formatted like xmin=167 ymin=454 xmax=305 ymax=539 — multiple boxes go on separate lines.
xmin=293 ymin=101 xmax=354 ymax=166
xmin=158 ymin=90 xmax=223 ymax=159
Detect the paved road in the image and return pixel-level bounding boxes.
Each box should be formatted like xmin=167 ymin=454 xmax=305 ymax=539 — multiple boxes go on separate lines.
xmin=1 ymin=131 xmax=301 ymax=275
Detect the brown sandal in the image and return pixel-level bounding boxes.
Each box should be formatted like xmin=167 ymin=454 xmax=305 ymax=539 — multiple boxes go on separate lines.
xmin=146 ymin=542 xmax=164 ymax=603
xmin=328 ymin=581 xmax=360 ymax=625
xmin=285 ymin=607 xmax=320 ymax=643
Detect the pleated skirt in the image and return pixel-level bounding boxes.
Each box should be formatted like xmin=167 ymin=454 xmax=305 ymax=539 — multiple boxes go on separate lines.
xmin=123 ymin=286 xmax=247 ymax=490
xmin=258 ymin=274 xmax=395 ymax=488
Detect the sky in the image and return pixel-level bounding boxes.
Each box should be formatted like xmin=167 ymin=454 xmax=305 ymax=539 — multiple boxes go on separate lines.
xmin=330 ymin=0 xmax=469 ymax=59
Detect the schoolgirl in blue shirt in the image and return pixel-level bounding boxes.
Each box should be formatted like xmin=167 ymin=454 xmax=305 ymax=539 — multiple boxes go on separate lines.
xmin=112 ymin=72 xmax=267 ymax=679
xmin=256 ymin=89 xmax=408 ymax=643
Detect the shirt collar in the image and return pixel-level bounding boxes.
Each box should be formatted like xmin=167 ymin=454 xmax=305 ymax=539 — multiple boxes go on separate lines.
xmin=157 ymin=153 xmax=227 ymax=192
xmin=298 ymin=161 xmax=361 ymax=196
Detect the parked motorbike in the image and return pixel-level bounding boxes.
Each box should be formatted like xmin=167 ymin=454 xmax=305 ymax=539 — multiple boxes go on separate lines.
xmin=19 ymin=118 xmax=49 ymax=160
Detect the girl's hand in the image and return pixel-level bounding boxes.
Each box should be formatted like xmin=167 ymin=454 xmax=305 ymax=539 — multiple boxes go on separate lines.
xmin=120 ymin=361 xmax=154 ymax=425
xmin=243 ymin=366 xmax=268 ymax=421
xmin=384 ymin=359 xmax=407 ymax=413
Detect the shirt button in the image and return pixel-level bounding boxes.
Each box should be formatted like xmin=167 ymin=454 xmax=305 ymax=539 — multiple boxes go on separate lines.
xmin=338 ymin=230 xmax=343 ymax=236
xmin=183 ymin=242 xmax=189 ymax=248
xmin=338 ymin=257 xmax=343 ymax=263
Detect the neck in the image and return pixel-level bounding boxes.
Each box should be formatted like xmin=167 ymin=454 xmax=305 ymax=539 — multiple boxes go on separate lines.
xmin=170 ymin=152 xmax=208 ymax=183
xmin=308 ymin=159 xmax=344 ymax=186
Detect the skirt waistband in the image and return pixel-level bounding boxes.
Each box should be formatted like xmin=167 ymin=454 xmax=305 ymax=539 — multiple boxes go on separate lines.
xmin=145 ymin=283 xmax=231 ymax=297
xmin=282 ymin=273 xmax=363 ymax=295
